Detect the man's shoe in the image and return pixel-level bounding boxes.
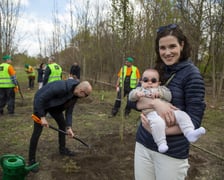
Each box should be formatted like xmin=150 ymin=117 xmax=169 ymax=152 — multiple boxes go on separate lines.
xmin=108 ymin=113 xmax=116 ymax=118
xmin=28 ymin=160 xmax=39 ymax=173
xmin=108 ymin=109 xmax=118 ymax=118
xmin=7 ymin=112 xmax=14 ymax=116
xmin=125 ymin=112 xmax=130 ymax=118
xmin=59 ymin=147 xmax=75 ymax=156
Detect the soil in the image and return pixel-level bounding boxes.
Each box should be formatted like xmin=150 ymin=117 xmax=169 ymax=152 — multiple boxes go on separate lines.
xmin=0 ymin=86 xmax=223 ymax=180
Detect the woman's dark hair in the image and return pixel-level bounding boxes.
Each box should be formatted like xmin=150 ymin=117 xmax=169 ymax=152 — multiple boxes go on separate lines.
xmin=39 ymin=63 xmax=44 ymax=68
xmin=154 ymin=24 xmax=191 ymax=82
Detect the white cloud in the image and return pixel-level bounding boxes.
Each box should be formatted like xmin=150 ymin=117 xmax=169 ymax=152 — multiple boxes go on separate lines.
xmin=20 ymin=0 xmax=29 ymax=6
xmin=15 ymin=0 xmax=138 ymax=56
xmin=16 ymin=12 xmax=54 ymax=56
xmin=16 ymin=0 xmax=112 ymax=56
xmin=12 ymin=0 xmax=29 ymax=6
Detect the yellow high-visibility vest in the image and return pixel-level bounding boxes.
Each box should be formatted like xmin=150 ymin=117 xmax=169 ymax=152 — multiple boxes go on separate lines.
xmin=0 ymin=63 xmax=15 ymax=88
xmin=48 ymin=63 xmax=62 ymax=83
xmin=119 ymin=65 xmax=138 ymax=88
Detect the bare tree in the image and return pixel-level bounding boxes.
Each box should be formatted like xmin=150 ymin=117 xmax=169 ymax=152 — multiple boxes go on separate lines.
xmin=136 ymin=0 xmax=181 ymax=67
xmin=0 ymin=0 xmax=21 ymax=55
xmin=49 ymin=0 xmax=63 ymax=60
xmin=27 ymin=0 xmax=223 ymax=105
xmin=206 ymin=0 xmax=224 ymax=102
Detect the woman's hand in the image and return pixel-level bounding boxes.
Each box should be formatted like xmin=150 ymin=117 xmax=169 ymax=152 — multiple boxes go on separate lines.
xmin=137 ymin=98 xmax=178 ymax=127
xmin=140 ymin=113 xmax=151 ymax=133
xmin=141 ymin=113 xmax=182 ymax=135
xmin=153 ymin=99 xmax=177 ymax=127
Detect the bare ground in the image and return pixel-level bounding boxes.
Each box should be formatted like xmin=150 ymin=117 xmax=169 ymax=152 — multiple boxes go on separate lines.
xmin=0 ymin=87 xmax=223 ymax=180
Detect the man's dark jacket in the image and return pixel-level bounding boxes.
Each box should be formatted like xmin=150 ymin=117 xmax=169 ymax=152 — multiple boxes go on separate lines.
xmin=33 ymin=79 xmax=79 ymax=126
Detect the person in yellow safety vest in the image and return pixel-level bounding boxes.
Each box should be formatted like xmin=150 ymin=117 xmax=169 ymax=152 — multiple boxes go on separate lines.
xmin=25 ymin=64 xmax=36 ymax=90
xmin=0 ymin=55 xmax=19 ymax=115
xmin=43 ymin=56 xmax=62 ymax=86
xmin=110 ymin=57 xmax=141 ymax=117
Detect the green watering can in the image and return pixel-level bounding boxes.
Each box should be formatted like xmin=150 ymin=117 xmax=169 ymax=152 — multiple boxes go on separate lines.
xmin=0 ymin=154 xmax=39 ymax=180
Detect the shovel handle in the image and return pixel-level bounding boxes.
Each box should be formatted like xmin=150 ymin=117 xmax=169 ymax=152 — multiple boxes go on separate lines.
xmin=31 ymin=114 xmax=42 ymax=124
xmin=31 ymin=114 xmax=90 ymax=148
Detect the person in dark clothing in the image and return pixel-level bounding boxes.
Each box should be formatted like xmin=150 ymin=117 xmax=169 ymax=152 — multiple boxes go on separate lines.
xmin=110 ymin=57 xmax=140 ymax=117
xmin=28 ymin=79 xmax=92 ymax=173
xmin=69 ymin=62 xmax=80 ymax=80
xmin=131 ymin=24 xmax=206 ymax=180
xmin=36 ymin=63 xmax=45 ymax=89
xmin=0 ymin=55 xmax=18 ymax=115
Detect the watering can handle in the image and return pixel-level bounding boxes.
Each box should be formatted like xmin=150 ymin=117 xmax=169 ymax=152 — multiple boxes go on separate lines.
xmin=0 ymin=154 xmax=25 ymax=167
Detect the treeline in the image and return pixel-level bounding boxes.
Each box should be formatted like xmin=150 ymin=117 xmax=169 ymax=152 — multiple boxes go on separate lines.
xmin=0 ymin=0 xmax=224 ymax=102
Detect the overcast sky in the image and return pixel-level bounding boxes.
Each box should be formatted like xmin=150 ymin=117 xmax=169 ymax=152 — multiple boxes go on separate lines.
xmin=17 ymin=0 xmax=111 ymax=57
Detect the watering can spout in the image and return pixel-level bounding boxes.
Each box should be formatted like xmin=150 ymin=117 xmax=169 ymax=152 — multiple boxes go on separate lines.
xmin=25 ymin=162 xmax=39 ymax=172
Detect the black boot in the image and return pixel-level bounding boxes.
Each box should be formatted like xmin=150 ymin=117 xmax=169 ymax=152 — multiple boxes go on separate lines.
xmin=125 ymin=109 xmax=131 ymax=118
xmin=109 ymin=108 xmax=118 ymax=118
xmin=59 ymin=147 xmax=75 ymax=156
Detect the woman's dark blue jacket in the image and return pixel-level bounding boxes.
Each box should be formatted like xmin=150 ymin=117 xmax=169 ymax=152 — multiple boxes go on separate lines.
xmin=133 ymin=60 xmax=206 ymax=159
xmin=33 ymin=79 xmax=79 ymax=126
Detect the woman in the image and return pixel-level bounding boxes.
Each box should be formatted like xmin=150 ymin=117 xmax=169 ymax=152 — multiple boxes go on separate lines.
xmin=133 ymin=24 xmax=206 ymax=180
xmin=37 ymin=63 xmax=45 ymax=89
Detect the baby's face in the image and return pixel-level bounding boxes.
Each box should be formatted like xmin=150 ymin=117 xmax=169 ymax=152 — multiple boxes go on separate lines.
xmin=141 ymin=70 xmax=160 ymax=89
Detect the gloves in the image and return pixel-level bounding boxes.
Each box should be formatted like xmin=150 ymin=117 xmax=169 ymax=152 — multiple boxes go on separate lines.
xmin=14 ymin=86 xmax=19 ymax=93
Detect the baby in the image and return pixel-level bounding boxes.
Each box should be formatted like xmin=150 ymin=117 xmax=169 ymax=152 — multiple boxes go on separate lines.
xmin=129 ymin=68 xmax=206 ymax=153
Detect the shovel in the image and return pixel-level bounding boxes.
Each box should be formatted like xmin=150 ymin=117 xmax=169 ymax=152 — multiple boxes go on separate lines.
xmin=31 ymin=114 xmax=90 ymax=148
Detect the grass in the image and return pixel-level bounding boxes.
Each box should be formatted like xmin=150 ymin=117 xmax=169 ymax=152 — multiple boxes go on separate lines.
xmin=0 ymin=66 xmax=223 ymax=179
